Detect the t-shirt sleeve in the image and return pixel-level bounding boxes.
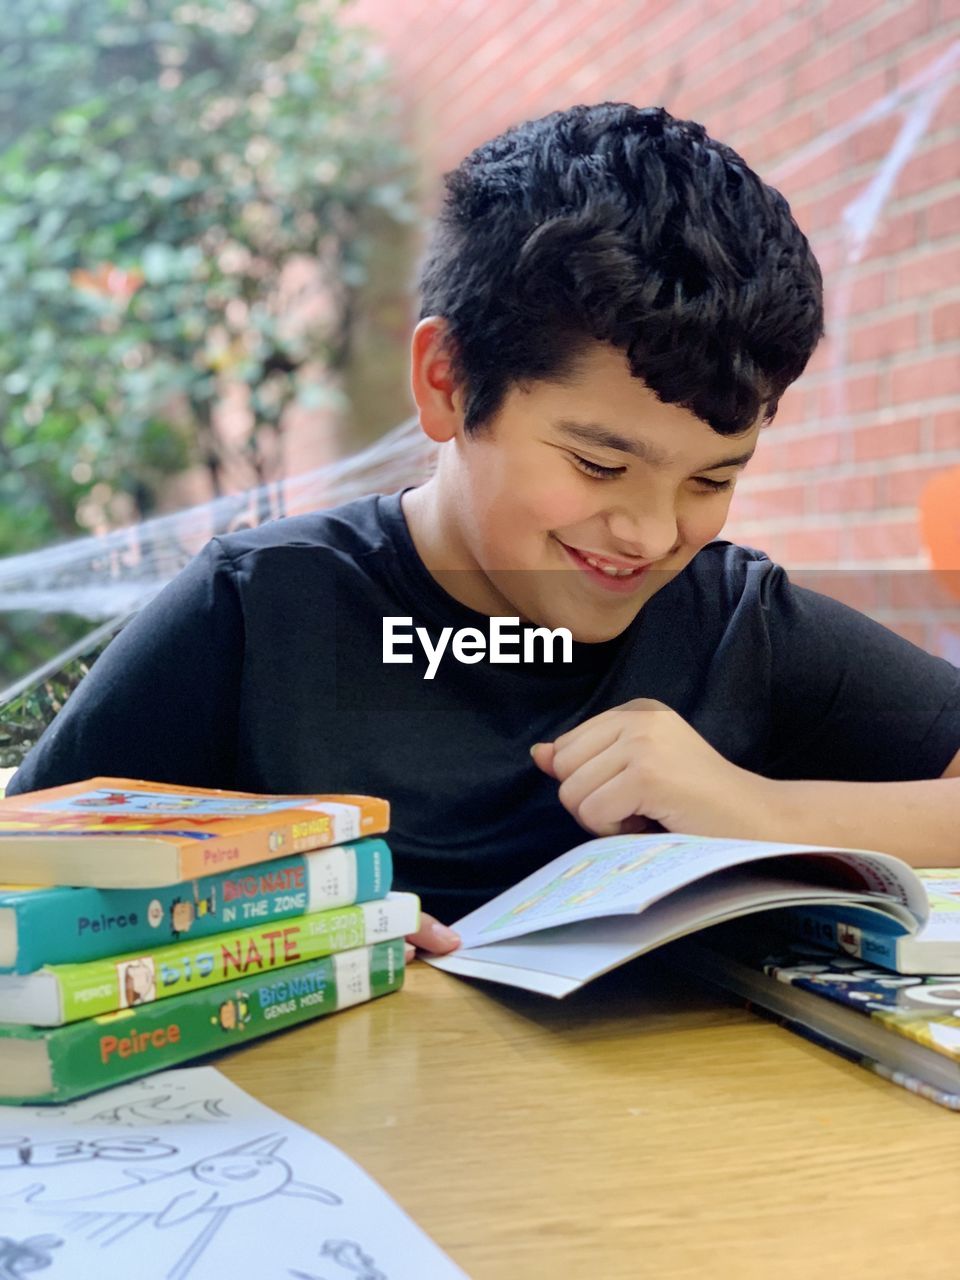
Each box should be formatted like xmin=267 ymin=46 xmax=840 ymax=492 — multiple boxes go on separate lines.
xmin=761 ymin=565 xmax=960 ymax=782
xmin=6 ymin=538 xmax=244 ymax=795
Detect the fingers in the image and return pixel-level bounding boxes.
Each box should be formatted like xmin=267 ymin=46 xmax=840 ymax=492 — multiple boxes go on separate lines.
xmin=405 ymin=912 xmax=461 ymax=956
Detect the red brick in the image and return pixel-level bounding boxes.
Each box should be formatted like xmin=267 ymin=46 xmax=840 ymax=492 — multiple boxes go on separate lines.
xmin=848 ymin=268 xmax=889 ymax=314
xmin=861 ymin=2 xmax=932 ymax=62
xmin=927 ymin=192 xmax=960 ymax=241
xmin=888 ymin=570 xmax=959 ymax=610
xmin=896 ymin=245 xmax=960 ymax=298
xmin=793 ymin=41 xmax=855 ymax=99
xmin=887 ymin=621 xmax=932 ymax=649
xmin=933 ymin=302 xmax=960 ymax=345
xmin=750 ymin=17 xmax=816 ymax=75
xmin=932 ymin=412 xmax=960 ymax=450
xmin=849 ymin=312 xmax=919 ymax=362
xmin=780 ymin=142 xmax=847 ymax=197
xmin=785 ymin=430 xmax=843 ymax=470
xmin=731 ymin=80 xmax=790 ymax=134
xmin=821 ymin=0 xmax=877 ymax=35
xmin=732 ymin=484 xmax=808 ymax=521
xmin=815 ymin=472 xmax=879 ymax=514
xmin=852 ymin=418 xmax=924 ymax=462
xmin=817 ymin=373 xmax=880 ymax=417
xmin=766 ymin=108 xmax=821 ymax=165
xmin=867 ymin=209 xmax=919 ymax=257
xmin=791 ymin=571 xmax=886 ymax=613
xmin=932 ymin=81 xmax=960 ymax=135
xmin=825 ymin=69 xmax=889 ymax=130
xmin=772 ymin=380 xmax=812 ymax=427
xmin=883 ymin=463 xmax=956 ymax=508
xmin=777 ymin=526 xmax=844 ymax=566
xmin=891 ymin=353 xmax=960 ymax=404
xmin=897 ymin=140 xmax=960 ymax=199
xmin=846 ymin=518 xmax=921 ymax=560
xmin=850 ymin=117 xmax=904 ymax=167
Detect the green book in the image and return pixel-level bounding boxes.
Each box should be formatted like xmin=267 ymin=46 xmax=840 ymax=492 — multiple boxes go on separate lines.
xmin=0 ymin=891 xmax=419 ymax=1025
xmin=0 ymin=938 xmax=405 ymax=1104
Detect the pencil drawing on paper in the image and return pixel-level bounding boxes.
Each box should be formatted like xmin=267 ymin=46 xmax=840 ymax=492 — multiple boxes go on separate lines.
xmin=290 ymin=1237 xmax=389 ymax=1280
xmin=0 ymin=1133 xmax=342 ymax=1280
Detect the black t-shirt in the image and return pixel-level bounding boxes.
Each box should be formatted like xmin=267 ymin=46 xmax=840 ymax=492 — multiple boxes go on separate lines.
xmin=10 ymin=487 xmax=960 ymax=920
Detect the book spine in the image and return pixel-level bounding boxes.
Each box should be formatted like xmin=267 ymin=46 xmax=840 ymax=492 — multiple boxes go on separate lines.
xmin=785 ymin=906 xmax=901 ymax=971
xmin=37 ymin=892 xmax=419 ymax=1025
xmin=176 ymin=796 xmax=390 ymax=880
xmin=5 ymin=838 xmax=393 ymax=973
xmin=6 ymin=939 xmax=405 ymax=1105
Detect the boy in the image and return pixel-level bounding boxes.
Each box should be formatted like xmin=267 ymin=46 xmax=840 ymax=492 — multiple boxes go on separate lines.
xmin=9 ymin=104 xmax=960 ymax=962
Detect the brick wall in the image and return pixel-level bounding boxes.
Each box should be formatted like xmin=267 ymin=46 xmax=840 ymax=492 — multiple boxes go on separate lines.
xmin=344 ymin=0 xmax=960 ymax=650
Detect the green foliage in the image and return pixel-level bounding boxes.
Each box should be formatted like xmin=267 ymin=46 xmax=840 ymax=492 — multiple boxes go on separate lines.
xmin=0 ymin=0 xmax=417 ymax=553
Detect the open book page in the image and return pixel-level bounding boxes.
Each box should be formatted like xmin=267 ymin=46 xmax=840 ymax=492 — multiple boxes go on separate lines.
xmin=428 ymin=868 xmax=921 ymax=998
xmin=448 ymin=833 xmax=927 ymax=950
xmin=0 ymin=1066 xmax=469 ymax=1279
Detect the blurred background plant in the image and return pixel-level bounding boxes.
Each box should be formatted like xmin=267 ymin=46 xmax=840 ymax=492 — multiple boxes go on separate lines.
xmin=0 ymin=0 xmax=416 ymax=561
xmin=0 ymin=0 xmax=417 ymax=699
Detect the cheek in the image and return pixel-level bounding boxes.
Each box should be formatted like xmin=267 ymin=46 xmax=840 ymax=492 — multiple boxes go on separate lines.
xmin=680 ymin=495 xmax=733 ymax=546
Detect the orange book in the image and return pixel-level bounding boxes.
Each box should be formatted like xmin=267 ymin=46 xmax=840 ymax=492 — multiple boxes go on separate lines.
xmin=0 ymin=778 xmax=389 ymax=889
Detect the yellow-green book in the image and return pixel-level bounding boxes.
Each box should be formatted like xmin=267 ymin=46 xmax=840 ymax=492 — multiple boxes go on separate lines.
xmin=0 ymin=892 xmax=418 ymax=1025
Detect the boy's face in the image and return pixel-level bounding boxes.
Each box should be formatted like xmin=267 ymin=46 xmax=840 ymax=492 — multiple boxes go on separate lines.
xmin=409 ymin=329 xmax=761 ymax=643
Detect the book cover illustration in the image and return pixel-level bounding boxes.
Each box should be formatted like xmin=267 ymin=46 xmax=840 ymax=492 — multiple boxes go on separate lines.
xmin=0 ymin=782 xmax=369 ymax=846
xmin=760 ymin=940 xmax=960 ymax=1062
xmin=0 ymin=1066 xmax=468 ymax=1279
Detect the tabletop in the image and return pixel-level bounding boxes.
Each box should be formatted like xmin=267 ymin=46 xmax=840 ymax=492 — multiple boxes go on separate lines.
xmin=213 ymin=951 xmax=959 ymax=1279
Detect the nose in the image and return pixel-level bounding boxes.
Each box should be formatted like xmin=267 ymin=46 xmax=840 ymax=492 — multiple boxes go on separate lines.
xmin=606 ymin=501 xmax=678 ymax=561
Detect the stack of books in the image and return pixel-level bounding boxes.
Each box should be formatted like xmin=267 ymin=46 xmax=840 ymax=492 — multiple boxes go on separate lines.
xmin=0 ymin=777 xmax=420 ymax=1103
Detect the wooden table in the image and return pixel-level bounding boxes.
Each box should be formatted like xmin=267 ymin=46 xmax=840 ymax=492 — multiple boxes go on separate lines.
xmin=218 ymin=953 xmax=960 ymax=1279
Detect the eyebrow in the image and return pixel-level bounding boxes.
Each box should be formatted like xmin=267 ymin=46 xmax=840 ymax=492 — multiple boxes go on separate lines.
xmin=553 ymin=418 xmax=757 ymax=471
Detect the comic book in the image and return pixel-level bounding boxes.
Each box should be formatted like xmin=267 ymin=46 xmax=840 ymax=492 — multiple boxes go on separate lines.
xmin=425 ymin=829 xmax=933 ymax=997
xmin=784 ymin=868 xmax=960 ymax=974
xmin=0 ymin=778 xmax=390 ymax=887
xmin=0 ymin=836 xmax=392 ymax=972
xmin=0 ymin=892 xmax=419 ymax=1025
xmin=0 ymin=939 xmax=405 ymax=1103
xmin=670 ymin=923 xmax=960 ymax=1112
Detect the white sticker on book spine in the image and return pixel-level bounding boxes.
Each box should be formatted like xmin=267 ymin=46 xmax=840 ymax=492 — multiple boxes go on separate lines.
xmin=306 ymin=845 xmax=357 ymax=910
xmin=303 ymin=801 xmax=361 ymax=841
xmin=334 ymin=947 xmax=371 ymax=1008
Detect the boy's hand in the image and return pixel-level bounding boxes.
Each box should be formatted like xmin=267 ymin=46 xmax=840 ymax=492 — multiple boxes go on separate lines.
xmin=404 ymin=914 xmax=461 ymax=963
xmin=530 ymin=698 xmax=772 ymax=840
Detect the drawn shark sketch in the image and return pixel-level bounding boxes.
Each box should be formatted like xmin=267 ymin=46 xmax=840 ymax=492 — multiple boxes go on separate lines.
xmin=0 ymin=1133 xmax=342 ymax=1280
xmin=0 ymin=1234 xmax=63 ymax=1278
xmin=89 ymin=1095 xmax=231 ymax=1126
xmin=290 ymin=1237 xmax=388 ymax=1280
xmin=0 ymin=1136 xmax=176 ymax=1170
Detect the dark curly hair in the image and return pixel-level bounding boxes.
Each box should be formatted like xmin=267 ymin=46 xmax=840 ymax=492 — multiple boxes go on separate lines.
xmin=416 ymin=102 xmax=824 ymax=437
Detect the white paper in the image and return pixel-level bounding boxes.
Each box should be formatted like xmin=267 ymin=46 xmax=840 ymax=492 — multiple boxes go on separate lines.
xmin=0 ymin=1066 xmax=470 ymax=1280
xmin=445 ymin=832 xmax=927 ymax=948
xmin=428 ymin=869 xmax=920 ymax=997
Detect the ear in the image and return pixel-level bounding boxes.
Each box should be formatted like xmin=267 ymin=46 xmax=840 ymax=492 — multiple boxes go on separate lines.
xmin=410 ymin=316 xmax=464 ymax=444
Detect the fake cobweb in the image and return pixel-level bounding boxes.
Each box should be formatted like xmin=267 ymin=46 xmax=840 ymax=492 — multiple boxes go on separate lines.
xmin=0 ymin=42 xmax=956 ymax=764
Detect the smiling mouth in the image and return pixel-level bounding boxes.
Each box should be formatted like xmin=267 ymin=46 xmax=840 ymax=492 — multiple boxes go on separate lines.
xmin=556 ymin=540 xmax=650 ymax=577
xmin=554 ymin=539 xmax=654 ymax=595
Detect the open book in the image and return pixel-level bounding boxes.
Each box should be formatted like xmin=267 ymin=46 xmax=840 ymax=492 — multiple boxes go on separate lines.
xmin=424 ymin=831 xmax=931 ymax=997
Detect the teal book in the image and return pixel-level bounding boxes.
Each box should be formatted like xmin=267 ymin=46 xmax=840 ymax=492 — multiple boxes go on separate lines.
xmin=0 ymin=938 xmax=405 ymax=1104
xmin=0 ymin=837 xmax=392 ymax=974
xmin=784 ymin=869 xmax=960 ymax=975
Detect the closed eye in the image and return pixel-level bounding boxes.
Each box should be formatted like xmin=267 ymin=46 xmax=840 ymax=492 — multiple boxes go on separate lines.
xmin=571 ymin=453 xmax=625 ymax=480
xmin=693 ymin=476 xmax=735 ymax=492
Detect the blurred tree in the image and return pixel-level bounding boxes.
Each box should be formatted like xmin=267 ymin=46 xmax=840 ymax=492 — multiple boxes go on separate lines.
xmin=0 ymin=0 xmax=418 ymax=554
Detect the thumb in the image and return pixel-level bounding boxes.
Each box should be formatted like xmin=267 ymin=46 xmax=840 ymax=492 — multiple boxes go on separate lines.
xmin=406 ymin=912 xmax=461 ymax=956
xmin=529 ymin=740 xmax=556 ymax=775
